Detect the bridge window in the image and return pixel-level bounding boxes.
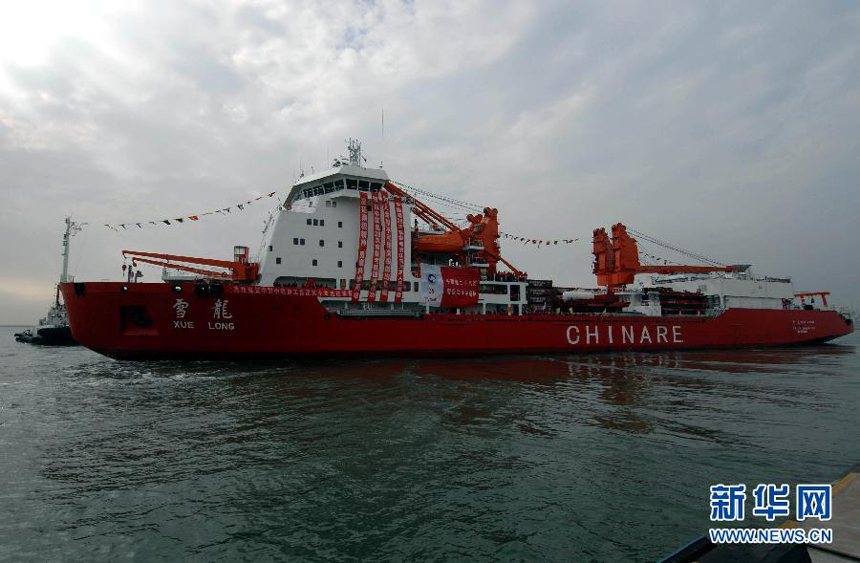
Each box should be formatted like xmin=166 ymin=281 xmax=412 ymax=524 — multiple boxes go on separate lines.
xmin=358 ymin=180 xmax=369 ymax=190
xmin=346 ymin=179 xmax=357 ymax=189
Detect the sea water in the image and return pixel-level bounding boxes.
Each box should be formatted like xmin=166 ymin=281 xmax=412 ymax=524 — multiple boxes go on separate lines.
xmin=1 ymin=326 xmax=857 ymax=562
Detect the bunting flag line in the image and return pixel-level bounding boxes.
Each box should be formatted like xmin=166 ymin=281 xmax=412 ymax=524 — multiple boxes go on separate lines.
xmin=102 ymin=191 xmax=278 ymax=231
xmin=499 ymin=232 xmax=581 ymax=246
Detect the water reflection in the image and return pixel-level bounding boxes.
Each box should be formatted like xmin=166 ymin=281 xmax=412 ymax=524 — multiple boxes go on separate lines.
xmin=10 ymin=330 xmax=857 ymax=563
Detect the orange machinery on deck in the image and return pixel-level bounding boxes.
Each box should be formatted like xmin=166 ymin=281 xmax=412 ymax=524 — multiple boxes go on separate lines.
xmin=122 ymin=245 xmax=260 ymax=282
xmin=383 ymin=182 xmax=522 ymax=278
xmin=593 ymin=223 xmax=734 ymax=288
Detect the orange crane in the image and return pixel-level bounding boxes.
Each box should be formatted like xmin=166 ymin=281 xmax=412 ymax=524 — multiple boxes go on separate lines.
xmin=122 ymin=246 xmax=259 ymax=282
xmin=593 ymin=223 xmax=734 ymax=288
xmin=383 ymin=182 xmax=522 ymax=278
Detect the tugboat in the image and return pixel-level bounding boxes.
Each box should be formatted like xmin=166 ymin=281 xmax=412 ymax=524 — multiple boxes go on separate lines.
xmin=15 ymin=217 xmax=82 ymax=346
xmin=60 ymin=140 xmax=852 ymax=360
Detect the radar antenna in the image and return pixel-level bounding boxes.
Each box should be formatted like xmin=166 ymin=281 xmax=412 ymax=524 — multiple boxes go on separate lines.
xmin=346 ymin=138 xmax=366 ymax=167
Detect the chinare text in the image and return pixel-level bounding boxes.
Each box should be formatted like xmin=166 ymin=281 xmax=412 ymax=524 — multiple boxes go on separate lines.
xmin=566 ymin=324 xmax=684 ymax=345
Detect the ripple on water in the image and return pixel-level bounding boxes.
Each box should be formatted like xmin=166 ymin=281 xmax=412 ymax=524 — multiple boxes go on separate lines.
xmin=0 ymin=327 xmax=858 ymax=562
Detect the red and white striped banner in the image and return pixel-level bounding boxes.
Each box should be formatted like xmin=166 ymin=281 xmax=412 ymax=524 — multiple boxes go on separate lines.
xmin=394 ymin=196 xmax=405 ymax=302
xmin=231 ymin=285 xmax=351 ymax=297
xmin=368 ymin=190 xmax=382 ymax=302
xmin=380 ymin=191 xmax=392 ymax=302
xmin=353 ymin=191 xmax=369 ymax=302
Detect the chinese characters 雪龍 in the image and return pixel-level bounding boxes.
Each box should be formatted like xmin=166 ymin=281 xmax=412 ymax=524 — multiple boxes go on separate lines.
xmin=207 ymin=299 xmax=236 ymax=330
xmin=212 ymin=299 xmax=232 ymax=319
xmin=173 ymin=298 xmax=189 ymax=318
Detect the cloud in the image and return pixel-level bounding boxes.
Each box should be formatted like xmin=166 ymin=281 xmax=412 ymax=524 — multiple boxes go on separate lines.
xmin=1 ymin=0 xmax=859 ymax=324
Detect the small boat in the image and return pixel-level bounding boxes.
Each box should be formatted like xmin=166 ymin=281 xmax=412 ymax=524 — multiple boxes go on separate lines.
xmin=15 ymin=217 xmax=82 ymax=347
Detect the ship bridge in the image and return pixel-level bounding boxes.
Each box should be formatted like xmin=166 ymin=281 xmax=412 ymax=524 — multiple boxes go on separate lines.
xmin=285 ymin=165 xmax=390 ymax=204
xmin=284 ymin=140 xmax=390 ymax=205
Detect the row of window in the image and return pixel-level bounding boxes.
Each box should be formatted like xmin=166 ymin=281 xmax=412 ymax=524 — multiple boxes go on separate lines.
xmin=305 ymin=218 xmax=344 ymax=228
xmin=299 ymin=178 xmax=384 ymax=200
xmin=291 ymin=238 xmax=344 ymax=248
xmin=274 ymin=257 xmax=345 ymax=267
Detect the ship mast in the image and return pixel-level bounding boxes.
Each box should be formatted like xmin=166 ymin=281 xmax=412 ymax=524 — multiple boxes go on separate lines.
xmin=59 ymin=217 xmax=84 ymax=303
xmin=347 ymin=138 xmax=365 ymax=166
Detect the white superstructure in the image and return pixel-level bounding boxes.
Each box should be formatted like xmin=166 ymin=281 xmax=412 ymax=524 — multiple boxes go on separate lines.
xmin=255 ymin=144 xmax=527 ymax=315
xmin=637 ymin=266 xmax=796 ymax=310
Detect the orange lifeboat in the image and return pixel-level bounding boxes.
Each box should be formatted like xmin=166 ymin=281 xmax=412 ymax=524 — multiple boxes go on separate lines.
xmin=416 ymin=231 xmax=465 ymax=253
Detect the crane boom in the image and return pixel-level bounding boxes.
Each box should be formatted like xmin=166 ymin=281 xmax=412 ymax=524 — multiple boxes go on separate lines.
xmin=592 ymin=223 xmax=734 ymax=288
xmin=128 ymin=256 xmax=232 ymax=278
xmin=384 ymin=182 xmax=523 ymax=277
xmin=637 ymin=265 xmax=734 ymax=275
xmin=123 ymin=249 xmax=259 ymax=281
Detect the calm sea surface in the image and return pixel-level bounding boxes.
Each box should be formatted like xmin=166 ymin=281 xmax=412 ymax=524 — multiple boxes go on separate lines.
xmin=1 ymin=326 xmax=858 ymax=562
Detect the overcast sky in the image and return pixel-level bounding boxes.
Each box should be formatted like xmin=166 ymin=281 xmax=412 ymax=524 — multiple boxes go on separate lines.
xmin=1 ymin=0 xmax=858 ymax=324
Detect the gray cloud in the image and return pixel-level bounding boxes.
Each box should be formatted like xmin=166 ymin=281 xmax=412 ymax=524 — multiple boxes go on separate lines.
xmin=1 ymin=0 xmax=858 ymax=324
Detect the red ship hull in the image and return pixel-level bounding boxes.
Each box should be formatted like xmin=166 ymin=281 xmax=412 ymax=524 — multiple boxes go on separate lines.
xmin=61 ymin=282 xmax=854 ymax=360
